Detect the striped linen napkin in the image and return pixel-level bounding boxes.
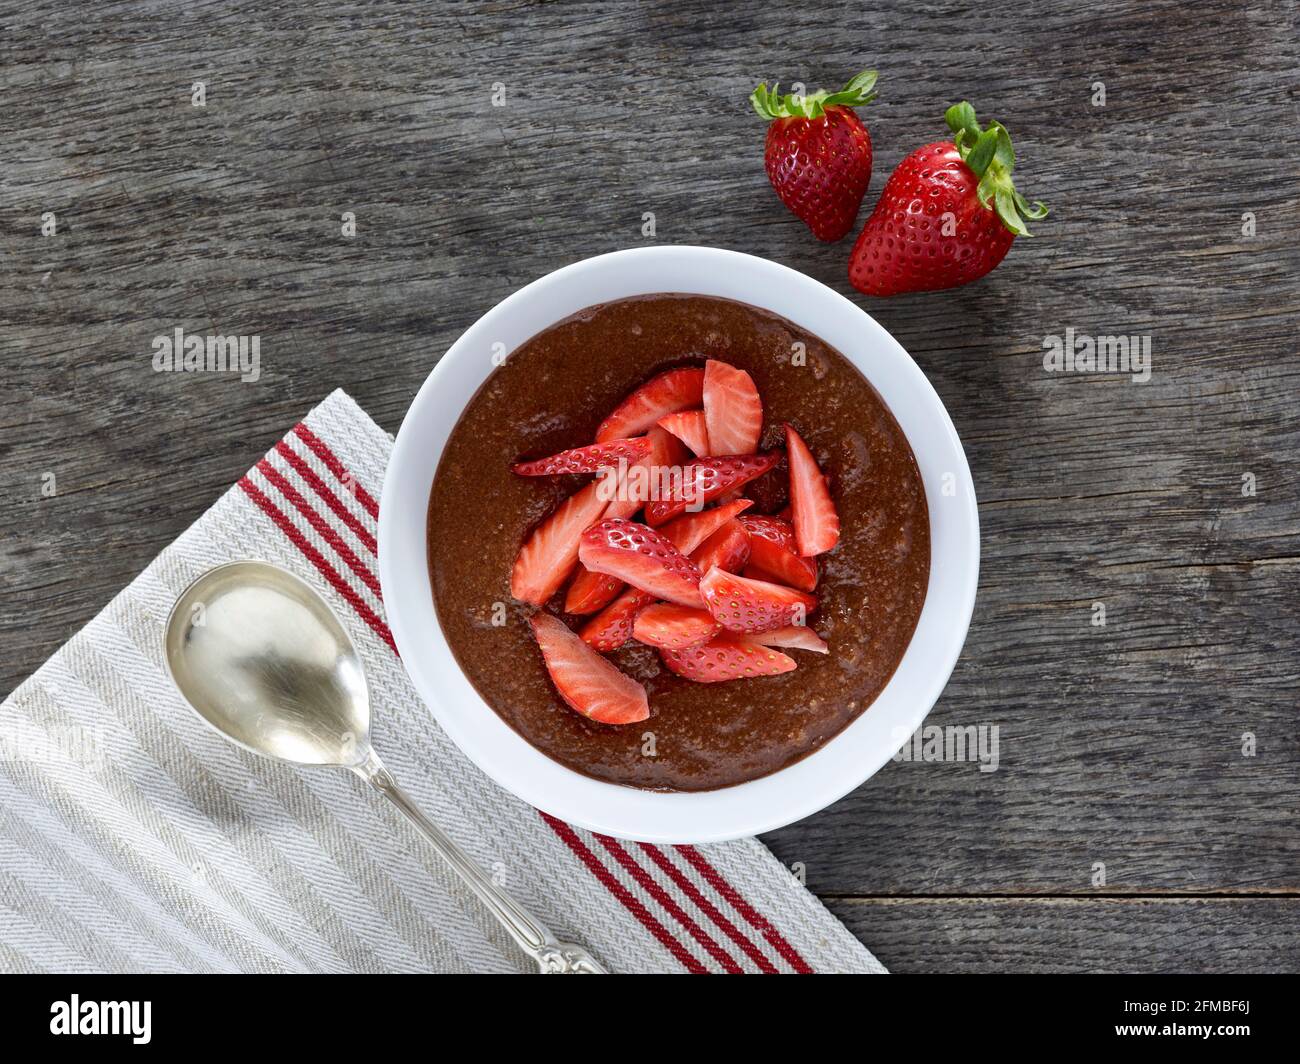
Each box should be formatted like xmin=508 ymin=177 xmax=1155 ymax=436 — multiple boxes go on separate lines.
xmin=0 ymin=390 xmax=883 ymax=974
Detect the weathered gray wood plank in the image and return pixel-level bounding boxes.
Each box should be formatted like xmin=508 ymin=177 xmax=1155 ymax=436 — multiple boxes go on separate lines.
xmin=1 ymin=0 xmax=1298 ymax=969
xmin=827 ymin=898 xmax=1300 ymax=973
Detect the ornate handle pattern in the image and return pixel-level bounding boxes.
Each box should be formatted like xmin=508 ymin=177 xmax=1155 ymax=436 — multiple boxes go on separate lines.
xmin=353 ymin=749 xmax=605 ymax=974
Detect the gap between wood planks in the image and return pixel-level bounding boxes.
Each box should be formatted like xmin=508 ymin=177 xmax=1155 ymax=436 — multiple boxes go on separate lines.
xmin=823 ymin=892 xmax=1300 ymax=902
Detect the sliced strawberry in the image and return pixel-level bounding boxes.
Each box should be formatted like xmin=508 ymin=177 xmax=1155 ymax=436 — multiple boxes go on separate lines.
xmin=579 ymin=586 xmax=653 ymax=651
xmin=510 ymin=480 xmax=610 ymax=606
xmin=699 ymin=567 xmax=817 ymax=633
xmin=648 ymin=423 xmax=691 ymax=467
xmin=660 ymin=636 xmax=797 ymax=683
xmin=643 ymin=452 xmax=780 ymax=527
xmin=703 ymin=359 xmax=762 ymax=456
xmin=578 ymin=518 xmax=703 ymax=608
xmin=740 ymin=514 xmax=796 ymax=549
xmin=690 ymin=519 xmax=751 ymax=575
xmin=740 ymin=515 xmax=818 ymax=592
xmin=657 ymin=409 xmax=711 ymax=457
xmin=596 ymin=367 xmax=705 ymax=443
xmin=739 ymin=626 xmax=829 ymax=654
xmin=597 ymin=507 xmax=749 ymax=630
xmin=512 ymin=436 xmax=651 ymax=477
xmin=632 ymin=603 xmax=719 ymax=652
xmin=602 ymin=425 xmax=688 ymax=520
xmin=564 ymin=566 xmax=625 ymax=614
xmin=572 ymin=428 xmax=691 ymax=610
xmin=785 ymin=424 xmax=840 ymax=556
xmin=528 ymin=612 xmax=649 ymax=724
xmin=656 ymin=498 xmax=752 ymax=555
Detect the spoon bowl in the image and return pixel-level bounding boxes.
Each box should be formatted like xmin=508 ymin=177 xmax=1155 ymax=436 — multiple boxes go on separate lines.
xmin=165 ymin=561 xmax=371 ymax=767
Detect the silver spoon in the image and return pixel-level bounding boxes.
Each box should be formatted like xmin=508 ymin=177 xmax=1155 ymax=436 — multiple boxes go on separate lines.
xmin=163 ymin=559 xmax=604 ymax=974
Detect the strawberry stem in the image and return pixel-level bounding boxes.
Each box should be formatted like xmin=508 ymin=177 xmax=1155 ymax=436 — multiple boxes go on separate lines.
xmin=750 ymin=69 xmax=878 ymax=121
xmin=944 ymin=101 xmax=1049 ymax=237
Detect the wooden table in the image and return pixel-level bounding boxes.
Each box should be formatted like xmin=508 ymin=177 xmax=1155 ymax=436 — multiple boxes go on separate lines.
xmin=3 ymin=0 xmax=1297 ymax=972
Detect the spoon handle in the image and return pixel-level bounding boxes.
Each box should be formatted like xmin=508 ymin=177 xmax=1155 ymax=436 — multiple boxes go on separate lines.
xmin=353 ymin=750 xmax=606 ymax=973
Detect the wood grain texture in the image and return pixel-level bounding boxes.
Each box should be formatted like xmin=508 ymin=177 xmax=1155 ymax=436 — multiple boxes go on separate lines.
xmin=828 ymin=898 xmax=1300 ymax=974
xmin=1 ymin=0 xmax=1297 ymax=972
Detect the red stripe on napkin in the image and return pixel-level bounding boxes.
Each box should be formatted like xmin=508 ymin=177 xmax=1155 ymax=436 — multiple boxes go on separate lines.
xmin=676 ymin=845 xmax=813 ymax=974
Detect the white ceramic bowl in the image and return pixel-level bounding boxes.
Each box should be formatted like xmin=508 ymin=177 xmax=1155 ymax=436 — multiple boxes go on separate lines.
xmin=379 ymin=246 xmax=979 ymax=843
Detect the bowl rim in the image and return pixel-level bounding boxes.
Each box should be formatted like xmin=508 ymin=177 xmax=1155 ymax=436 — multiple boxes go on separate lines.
xmin=378 ymin=245 xmax=979 ymax=843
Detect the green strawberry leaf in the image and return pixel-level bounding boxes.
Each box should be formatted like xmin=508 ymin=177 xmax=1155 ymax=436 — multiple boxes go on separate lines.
xmin=945 ymin=101 xmax=980 ymax=142
xmin=990 ymin=121 xmax=1015 ymax=169
xmin=964 ymin=128 xmax=1000 ymax=178
xmin=945 ymin=101 xmax=1049 ymax=236
xmin=750 ymin=69 xmax=879 ymax=120
xmin=995 ymin=185 xmax=1030 ymax=237
xmin=749 ymin=83 xmax=779 ymax=120
xmin=824 ymin=69 xmax=879 ymax=108
xmin=1014 ymin=190 xmax=1050 ymax=220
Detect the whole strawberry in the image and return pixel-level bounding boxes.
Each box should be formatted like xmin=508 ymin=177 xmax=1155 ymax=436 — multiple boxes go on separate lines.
xmin=848 ymin=101 xmax=1048 ymax=296
xmin=750 ymin=70 xmax=879 ymax=242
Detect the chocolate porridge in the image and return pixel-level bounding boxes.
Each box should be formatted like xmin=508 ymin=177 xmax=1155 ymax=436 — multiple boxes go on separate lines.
xmin=426 ymin=294 xmax=929 ymax=791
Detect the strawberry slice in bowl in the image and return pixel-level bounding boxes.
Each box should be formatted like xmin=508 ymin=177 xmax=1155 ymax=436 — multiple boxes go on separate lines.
xmin=510 ymin=480 xmax=610 ymax=606
xmin=656 ymin=497 xmax=751 ymax=554
xmin=564 ymin=566 xmax=625 ymax=614
xmin=703 ymin=359 xmax=762 ymax=456
xmin=596 ymin=366 xmax=705 ymax=443
xmin=578 ymin=518 xmax=704 ymax=609
xmin=573 ymin=495 xmax=750 ymax=616
xmin=512 ymin=431 xmax=692 ymax=608
xmin=579 ymin=585 xmax=654 ymax=652
xmin=785 ymin=424 xmax=840 ymax=556
xmin=570 ymin=425 xmax=693 ymax=613
xmin=660 ymin=636 xmax=797 ymax=683
xmin=602 ymin=424 xmax=688 ymax=520
xmin=699 ymin=567 xmax=817 ymax=633
xmin=690 ymin=519 xmax=751 ymax=576
xmin=739 ymin=626 xmax=829 ymax=654
xmin=643 ymin=452 xmax=780 ymax=527
xmin=632 ymin=603 xmax=720 ymax=652
xmin=739 ymin=514 xmax=818 ymax=592
xmin=528 ymin=612 xmax=649 ymax=724
xmin=577 ymin=507 xmax=750 ymax=646
xmin=512 ymin=436 xmax=651 ymax=477
xmin=656 ymin=409 xmax=711 ymax=457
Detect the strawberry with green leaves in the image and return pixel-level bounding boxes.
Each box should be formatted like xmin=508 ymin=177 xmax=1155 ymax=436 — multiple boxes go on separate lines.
xmin=848 ymin=101 xmax=1048 ymax=296
xmin=750 ymin=70 xmax=879 ymax=242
